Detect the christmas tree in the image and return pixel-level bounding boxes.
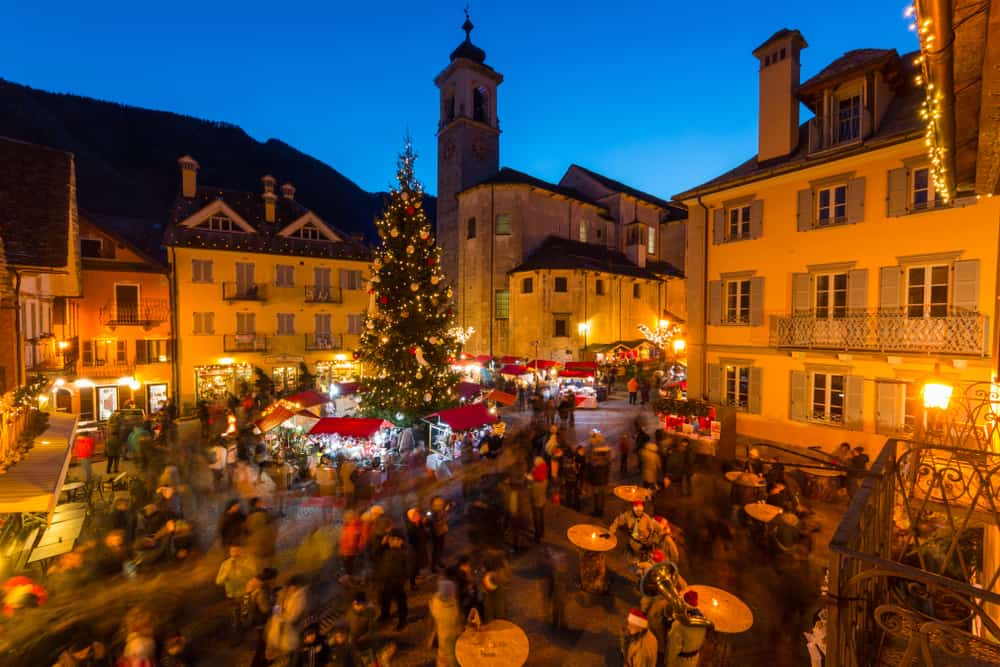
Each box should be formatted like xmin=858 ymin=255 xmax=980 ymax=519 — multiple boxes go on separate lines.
xmin=358 ymin=142 xmax=461 ymax=424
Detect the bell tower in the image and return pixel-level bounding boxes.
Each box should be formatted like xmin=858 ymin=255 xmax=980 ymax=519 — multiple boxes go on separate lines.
xmin=434 ymin=10 xmax=502 ymax=288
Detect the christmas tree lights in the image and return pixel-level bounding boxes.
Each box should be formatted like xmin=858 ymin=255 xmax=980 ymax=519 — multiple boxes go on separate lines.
xmin=358 ymin=142 xmax=461 ymax=424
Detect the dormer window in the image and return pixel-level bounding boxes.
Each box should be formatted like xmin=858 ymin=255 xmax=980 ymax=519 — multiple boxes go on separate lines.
xmin=203 ymin=214 xmax=240 ymax=232
xmin=912 ymin=168 xmax=942 ymax=210
xmin=837 ymin=94 xmax=862 ymax=143
xmin=291 ymin=222 xmax=323 ymax=240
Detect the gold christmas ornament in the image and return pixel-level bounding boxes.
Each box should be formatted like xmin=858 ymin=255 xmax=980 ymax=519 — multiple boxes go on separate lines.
xmin=410 ymin=282 xmax=420 ymax=292
xmin=423 ymin=392 xmax=432 ymax=402
xmin=390 ymin=228 xmax=399 ymax=238
xmin=446 ymin=288 xmax=453 ymax=298
xmin=419 ymin=229 xmax=429 ymax=240
xmin=401 ymin=310 xmax=410 ymax=318
xmin=406 ymin=244 xmax=415 ymax=254
xmin=415 ymin=371 xmax=423 ymax=379
xmin=430 ymin=276 xmax=440 ymax=285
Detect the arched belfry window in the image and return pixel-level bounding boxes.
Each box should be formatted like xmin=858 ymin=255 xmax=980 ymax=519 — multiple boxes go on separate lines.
xmin=473 ymin=86 xmax=489 ymax=123
xmin=443 ymin=88 xmax=456 ymax=124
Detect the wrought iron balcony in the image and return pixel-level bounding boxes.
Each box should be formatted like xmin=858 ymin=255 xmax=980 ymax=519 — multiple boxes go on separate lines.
xmin=305 ymin=332 xmax=344 ymax=351
xmin=304 ymin=285 xmax=343 ymax=304
xmin=770 ymin=311 xmax=987 ymax=356
xmin=24 ymin=340 xmax=65 ymax=373
xmin=79 ymin=359 xmax=135 ymax=378
xmin=99 ymin=299 xmax=170 ymax=328
xmin=222 ymin=282 xmax=266 ymax=301
xmin=223 ymin=333 xmax=268 ymax=353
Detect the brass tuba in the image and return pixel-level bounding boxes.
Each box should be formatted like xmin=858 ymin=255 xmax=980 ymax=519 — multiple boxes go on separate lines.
xmin=639 ymin=562 xmax=715 ymax=629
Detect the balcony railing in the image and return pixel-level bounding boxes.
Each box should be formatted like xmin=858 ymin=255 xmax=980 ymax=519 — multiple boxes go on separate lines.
xmin=79 ymin=359 xmax=134 ymax=378
xmin=222 ymin=282 xmax=266 ymax=301
xmin=807 ymin=108 xmax=872 ymax=153
xmin=99 ymin=299 xmax=170 ymax=328
xmin=305 ymin=332 xmax=344 ymax=351
xmin=770 ymin=311 xmax=987 ymax=356
xmin=304 ymin=285 xmax=343 ymax=304
xmin=223 ymin=333 xmax=268 ymax=353
xmin=24 ymin=340 xmax=64 ymax=373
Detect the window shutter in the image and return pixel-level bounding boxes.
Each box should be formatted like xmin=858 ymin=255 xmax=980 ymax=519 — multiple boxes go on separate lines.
xmin=135 ymin=341 xmax=147 ymax=365
xmin=116 ymin=340 xmax=127 ymax=364
xmin=708 ymin=281 xmax=722 ymax=326
xmin=82 ymin=341 xmax=93 ymax=365
xmin=338 ymin=269 xmax=349 ymax=289
xmin=847 ymin=269 xmax=868 ymax=312
xmin=792 ymin=273 xmax=811 ymax=313
xmin=789 ymin=371 xmax=808 ymax=422
xmin=206 ymin=313 xmax=215 ymax=334
xmin=749 ymin=277 xmax=765 ymax=326
xmin=797 ymin=189 xmax=814 ymax=231
xmin=844 ymin=375 xmax=865 ymax=430
xmin=887 ymin=167 xmax=909 ymax=217
xmin=952 ymin=259 xmax=980 ymax=313
xmin=712 ymin=209 xmax=725 ymax=245
xmin=879 ymin=266 xmax=902 ymax=311
xmin=707 ymin=364 xmax=722 ymax=403
xmin=875 ymin=381 xmax=901 ymax=434
xmin=748 ymin=367 xmax=763 ymax=414
xmin=166 ymin=339 xmax=174 ymax=362
xmin=846 ymin=177 xmax=866 ymax=224
xmin=749 ymin=200 xmax=763 ymax=239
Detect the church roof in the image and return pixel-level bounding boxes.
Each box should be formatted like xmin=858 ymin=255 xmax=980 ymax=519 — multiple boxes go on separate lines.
xmin=510 ymin=236 xmax=667 ymax=281
xmin=464 ymin=168 xmax=611 ymax=214
xmin=566 ymin=164 xmax=683 ymax=214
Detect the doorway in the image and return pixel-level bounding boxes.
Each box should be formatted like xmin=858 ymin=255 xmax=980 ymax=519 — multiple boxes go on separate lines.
xmin=115 ymin=284 xmax=140 ymax=323
xmin=97 ymin=385 xmax=118 ymax=421
xmin=147 ymin=383 xmax=168 ymax=414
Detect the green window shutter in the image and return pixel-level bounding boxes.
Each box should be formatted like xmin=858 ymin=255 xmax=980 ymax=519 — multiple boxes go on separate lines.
xmin=792 ymin=273 xmax=812 ymax=313
xmin=749 ymin=277 xmax=765 ymax=326
xmin=879 ymin=266 xmax=902 ymax=311
xmin=712 ymin=209 xmax=725 ymax=245
xmin=952 ymin=259 xmax=980 ymax=313
xmin=708 ymin=281 xmax=722 ymax=326
xmin=797 ymin=189 xmax=814 ymax=231
xmin=844 ymin=375 xmax=865 ymax=430
xmin=749 ymin=200 xmax=764 ymax=239
xmin=846 ymin=177 xmax=866 ymax=224
xmin=789 ymin=370 xmax=808 ymax=422
xmin=875 ymin=381 xmax=901 ymax=434
xmin=707 ymin=364 xmax=722 ymax=403
xmin=748 ymin=367 xmax=763 ymax=414
xmin=135 ymin=340 xmax=147 ymax=365
xmin=887 ymin=167 xmax=909 ymax=217
xmin=848 ymin=269 xmax=868 ymax=312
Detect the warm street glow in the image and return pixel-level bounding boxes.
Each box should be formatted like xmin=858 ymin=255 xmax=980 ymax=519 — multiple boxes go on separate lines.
xmin=218 ymin=357 xmax=234 ymax=365
xmin=922 ymin=381 xmax=953 ymax=410
xmin=673 ymin=338 xmax=687 ymax=353
xmin=577 ymin=322 xmax=590 ymax=335
xmin=57 ymin=340 xmax=69 ymax=350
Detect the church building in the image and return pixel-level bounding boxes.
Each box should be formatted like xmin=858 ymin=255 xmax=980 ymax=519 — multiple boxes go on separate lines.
xmin=434 ymin=16 xmax=687 ymax=361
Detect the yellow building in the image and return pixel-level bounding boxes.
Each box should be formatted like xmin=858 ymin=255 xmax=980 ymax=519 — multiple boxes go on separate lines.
xmin=680 ymin=31 xmax=1000 ymax=453
xmin=165 ymin=157 xmax=370 ymax=411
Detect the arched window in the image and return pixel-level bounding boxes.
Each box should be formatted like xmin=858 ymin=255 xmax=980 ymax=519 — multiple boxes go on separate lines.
xmin=473 ymin=86 xmax=488 ymax=123
xmin=443 ymin=89 xmax=456 ymax=124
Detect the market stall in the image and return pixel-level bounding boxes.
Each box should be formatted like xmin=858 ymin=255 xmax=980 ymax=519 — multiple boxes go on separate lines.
xmin=424 ymin=403 xmax=499 ymax=460
xmin=485 ymin=389 xmax=516 ymax=407
xmin=329 ymin=382 xmax=363 ymax=416
xmin=455 ymin=381 xmax=483 ymax=402
xmin=254 ymin=401 xmax=322 ymax=461
xmin=656 ymin=398 xmax=720 ymax=457
xmin=308 ymin=417 xmax=394 ymax=463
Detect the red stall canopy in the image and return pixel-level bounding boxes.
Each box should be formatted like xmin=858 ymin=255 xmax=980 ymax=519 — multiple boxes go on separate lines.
xmin=499 ymin=355 xmax=521 ymax=364
xmin=285 ymin=390 xmax=330 ymax=408
xmin=255 ymin=406 xmax=296 ymax=433
xmin=486 ymin=389 xmax=516 ymax=406
xmin=558 ymin=369 xmax=593 ymax=378
xmin=527 ymin=359 xmax=559 ymax=370
xmin=455 ymin=381 xmax=483 ymax=399
xmin=474 ymin=354 xmax=493 ymax=364
xmin=427 ymin=403 xmax=498 ymax=431
xmin=309 ymin=418 xmax=391 ymax=438
xmin=564 ymin=361 xmax=598 ymax=371
xmin=499 ymin=364 xmax=528 ymax=375
xmin=333 ymin=382 xmax=362 ymax=396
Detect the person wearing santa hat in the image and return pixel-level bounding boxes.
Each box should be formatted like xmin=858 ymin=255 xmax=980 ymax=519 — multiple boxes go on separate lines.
xmin=609 ymin=500 xmax=660 ymax=557
xmin=666 ymin=590 xmax=710 ymax=667
xmin=526 ymin=457 xmax=549 ymax=543
xmin=620 ymin=608 xmax=659 ymax=667
xmin=651 ymin=515 xmax=681 ymax=565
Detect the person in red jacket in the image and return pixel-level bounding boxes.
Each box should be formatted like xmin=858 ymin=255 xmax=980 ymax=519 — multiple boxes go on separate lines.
xmin=72 ymin=433 xmax=95 ymax=483
xmin=339 ymin=510 xmax=363 ymax=576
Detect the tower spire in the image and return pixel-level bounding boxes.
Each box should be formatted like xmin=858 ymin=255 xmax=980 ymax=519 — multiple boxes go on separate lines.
xmin=462 ymin=5 xmax=474 ymax=42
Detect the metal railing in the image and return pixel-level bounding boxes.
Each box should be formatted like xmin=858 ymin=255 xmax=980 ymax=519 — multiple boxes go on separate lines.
xmin=223 ymin=333 xmax=268 ymax=353
xmin=99 ymin=299 xmax=170 ymax=326
xmin=305 ymin=332 xmax=344 ymax=351
xmin=79 ymin=360 xmax=134 ymax=378
xmin=771 ymin=311 xmax=987 ymax=356
xmin=304 ymin=285 xmax=343 ymax=303
xmin=222 ymin=282 xmax=266 ymax=301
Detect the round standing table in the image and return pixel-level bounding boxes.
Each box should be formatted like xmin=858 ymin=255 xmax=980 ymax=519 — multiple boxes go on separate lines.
xmin=682 ymin=584 xmax=753 ymax=665
xmin=613 ymin=484 xmax=652 ymax=503
xmin=567 ymin=523 xmax=617 ymax=593
xmin=725 ymin=471 xmax=766 ymax=504
xmin=455 ymin=619 xmax=529 ymax=667
xmin=796 ymin=467 xmax=845 ymax=501
xmin=743 ymin=502 xmax=782 ymax=523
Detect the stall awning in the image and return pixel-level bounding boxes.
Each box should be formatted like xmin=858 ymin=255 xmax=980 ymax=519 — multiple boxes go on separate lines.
xmin=499 ymin=356 xmax=521 ymax=364
xmin=486 ymin=389 xmax=516 ymax=406
xmin=499 ymin=364 xmax=528 ymax=375
xmin=558 ymin=369 xmax=593 ymax=378
xmin=333 ymin=382 xmax=362 ymax=396
xmin=565 ymin=361 xmax=598 ymax=371
xmin=474 ymin=355 xmax=493 ymax=364
xmin=452 ymin=358 xmax=481 ymax=367
xmin=585 ymin=339 xmax=650 ymax=353
xmin=527 ymin=359 xmax=559 ymax=370
xmin=0 ymin=413 xmax=76 ymax=517
xmin=309 ymin=418 xmax=391 ymax=438
xmin=455 ymin=382 xmax=482 ymax=399
xmin=426 ymin=403 xmax=498 ymax=431
xmin=255 ymin=406 xmax=296 ymax=433
xmin=285 ymin=390 xmax=330 ymax=408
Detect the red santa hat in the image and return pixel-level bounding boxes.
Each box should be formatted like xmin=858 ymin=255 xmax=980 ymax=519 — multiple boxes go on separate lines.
xmin=683 ymin=590 xmax=699 ymax=607
xmin=627 ymin=608 xmax=648 ymax=628
xmin=632 ymin=500 xmax=644 ymax=509
xmin=653 ymin=515 xmax=671 ymax=534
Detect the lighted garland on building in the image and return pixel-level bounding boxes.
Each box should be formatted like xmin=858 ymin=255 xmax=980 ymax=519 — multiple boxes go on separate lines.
xmin=357 ymin=141 xmax=461 ymax=425
xmin=907 ymin=2 xmax=951 ymax=203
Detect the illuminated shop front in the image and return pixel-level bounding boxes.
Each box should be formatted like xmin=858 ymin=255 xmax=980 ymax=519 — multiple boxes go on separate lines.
xmin=315 ymin=354 xmax=360 ymax=391
xmin=194 ymin=362 xmax=254 ymax=402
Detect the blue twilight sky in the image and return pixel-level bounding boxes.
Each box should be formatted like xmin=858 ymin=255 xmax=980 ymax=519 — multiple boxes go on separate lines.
xmin=1 ymin=1 xmax=918 ymax=199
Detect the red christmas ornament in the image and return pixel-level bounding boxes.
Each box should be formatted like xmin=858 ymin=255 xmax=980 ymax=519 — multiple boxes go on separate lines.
xmin=368 ymin=287 xmax=375 ymax=294
xmin=352 ymin=351 xmax=360 ymax=359
xmin=379 ymin=296 xmax=388 ymax=305
xmin=405 ymin=205 xmax=415 ymax=216
xmin=409 ymin=346 xmax=417 ymax=355
xmin=427 ymin=258 xmax=436 ymax=266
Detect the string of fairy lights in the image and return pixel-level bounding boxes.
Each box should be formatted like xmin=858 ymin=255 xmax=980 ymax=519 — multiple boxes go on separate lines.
xmin=906 ymin=2 xmax=951 ymax=203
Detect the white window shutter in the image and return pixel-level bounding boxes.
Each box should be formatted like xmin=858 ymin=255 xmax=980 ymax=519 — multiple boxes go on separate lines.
xmin=749 ymin=199 xmax=763 ymax=239
xmin=875 ymin=381 xmax=901 ymax=434
xmin=709 ymin=281 xmax=722 ymax=326
xmin=846 ymin=177 xmax=866 ymax=224
xmin=712 ymin=209 xmax=725 ymax=245
xmin=790 ymin=371 xmax=808 ymax=422
xmin=844 ymin=375 xmax=865 ymax=430
xmin=879 ymin=266 xmax=902 ymax=311
xmin=707 ymin=364 xmax=722 ymax=403
xmin=797 ymin=189 xmax=814 ymax=231
xmin=749 ymin=277 xmax=765 ymax=326
xmin=792 ymin=273 xmax=812 ymax=313
xmin=952 ymin=259 xmax=979 ymax=313
xmin=748 ymin=367 xmax=763 ymax=414
xmin=887 ymin=168 xmax=909 ymax=217
xmin=848 ymin=269 xmax=868 ymax=312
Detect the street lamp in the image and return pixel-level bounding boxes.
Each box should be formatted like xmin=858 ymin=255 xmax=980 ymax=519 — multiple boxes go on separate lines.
xmin=922 ymin=363 xmax=953 ymax=438
xmin=578 ymin=321 xmax=590 ymax=351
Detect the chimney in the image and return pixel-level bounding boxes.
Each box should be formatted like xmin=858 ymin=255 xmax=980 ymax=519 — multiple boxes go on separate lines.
xmin=281 ymin=183 xmax=296 ymax=200
xmin=752 ymin=29 xmax=808 ymax=162
xmin=178 ymin=155 xmax=199 ymax=198
xmin=262 ymin=175 xmax=277 ymax=223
